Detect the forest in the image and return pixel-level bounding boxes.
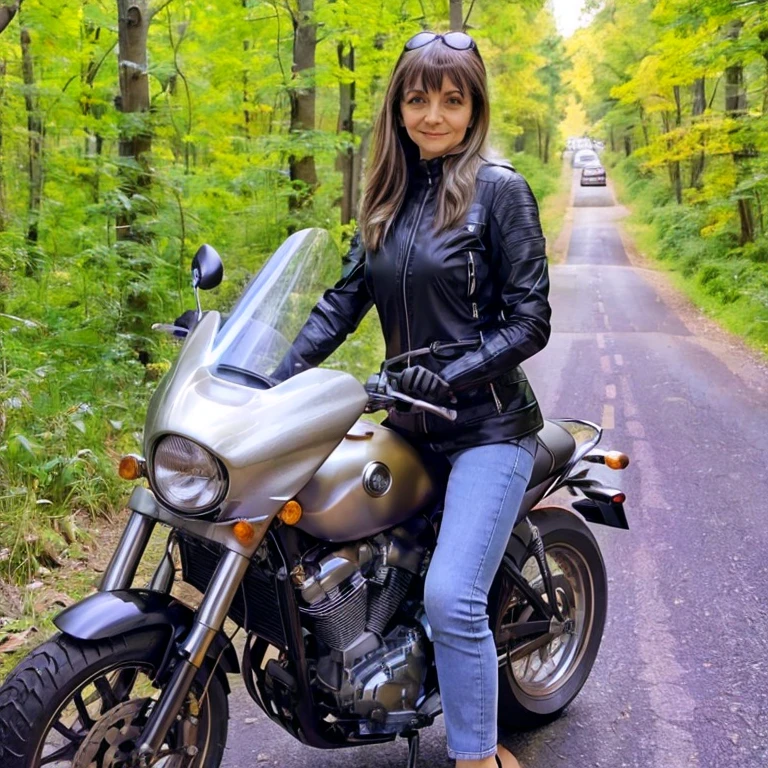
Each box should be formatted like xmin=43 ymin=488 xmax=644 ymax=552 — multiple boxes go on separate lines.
xmin=0 ymin=0 xmax=569 ymax=586
xmin=569 ymin=0 xmax=768 ymax=352
xmin=2 ymin=0 xmax=768 ymax=599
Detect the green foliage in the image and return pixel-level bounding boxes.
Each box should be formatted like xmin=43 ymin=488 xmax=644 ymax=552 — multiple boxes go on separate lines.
xmin=608 ymin=152 xmax=768 ymax=355
xmin=0 ymin=0 xmax=568 ymax=582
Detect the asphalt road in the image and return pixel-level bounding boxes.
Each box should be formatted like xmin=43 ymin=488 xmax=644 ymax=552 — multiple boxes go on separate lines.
xmin=218 ymin=172 xmax=768 ymax=767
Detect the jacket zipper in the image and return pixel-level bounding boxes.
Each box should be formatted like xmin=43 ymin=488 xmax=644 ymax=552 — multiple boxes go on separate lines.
xmin=467 ymin=251 xmax=479 ymax=319
xmin=402 ymin=170 xmax=432 ymax=365
xmin=489 ymin=381 xmax=503 ymax=414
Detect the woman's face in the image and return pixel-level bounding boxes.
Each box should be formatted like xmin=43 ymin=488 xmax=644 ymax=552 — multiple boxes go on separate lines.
xmin=400 ymin=75 xmax=473 ymax=161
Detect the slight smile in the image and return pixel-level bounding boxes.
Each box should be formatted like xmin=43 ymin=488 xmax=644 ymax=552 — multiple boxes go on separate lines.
xmin=421 ymin=131 xmax=449 ymax=137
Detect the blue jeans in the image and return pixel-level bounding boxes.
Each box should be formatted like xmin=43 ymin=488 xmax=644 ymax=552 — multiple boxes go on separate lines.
xmin=424 ymin=434 xmax=538 ymax=761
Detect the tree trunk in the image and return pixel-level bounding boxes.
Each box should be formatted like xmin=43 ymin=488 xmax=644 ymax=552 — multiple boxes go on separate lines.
xmin=116 ymin=0 xmax=153 ymax=363
xmin=289 ymin=0 xmax=317 ymax=212
xmin=762 ymin=28 xmax=768 ymax=115
xmin=639 ymin=106 xmax=649 ymax=147
xmin=20 ymin=24 xmax=42 ymax=268
xmin=689 ymin=76 xmax=706 ymax=189
xmin=116 ymin=0 xmax=151 ymax=242
xmin=0 ymin=59 xmax=7 ymax=231
xmin=353 ymin=127 xmax=370 ymax=218
xmin=624 ymin=134 xmax=632 ymax=157
xmin=242 ymin=0 xmax=250 ymax=137
xmin=0 ymin=3 xmax=20 ymax=234
xmin=725 ymin=20 xmax=754 ymax=245
xmin=609 ymin=125 xmax=615 ymax=153
xmin=671 ymin=87 xmax=682 ymax=204
xmin=450 ymin=0 xmax=462 ymax=32
xmin=336 ymin=41 xmax=355 ymax=225
xmin=536 ymin=119 xmax=542 ymax=160
xmin=543 ymin=130 xmax=550 ymax=165
xmin=82 ymin=21 xmax=105 ymax=202
xmin=0 ymin=1 xmax=22 ymax=36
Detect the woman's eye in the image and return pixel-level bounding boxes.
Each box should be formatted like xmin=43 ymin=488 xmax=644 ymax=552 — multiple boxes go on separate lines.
xmin=448 ymin=97 xmax=463 ymax=105
xmin=408 ymin=97 xmax=424 ymax=104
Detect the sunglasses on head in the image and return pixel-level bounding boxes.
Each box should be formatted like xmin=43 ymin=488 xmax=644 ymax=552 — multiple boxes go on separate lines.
xmin=403 ymin=31 xmax=477 ymax=53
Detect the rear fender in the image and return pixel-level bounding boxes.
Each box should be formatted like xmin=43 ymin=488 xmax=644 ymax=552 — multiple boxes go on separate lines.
xmin=54 ymin=589 xmax=240 ymax=686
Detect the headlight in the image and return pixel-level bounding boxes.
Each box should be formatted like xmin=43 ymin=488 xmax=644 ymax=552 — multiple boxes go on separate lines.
xmin=150 ymin=435 xmax=227 ymax=514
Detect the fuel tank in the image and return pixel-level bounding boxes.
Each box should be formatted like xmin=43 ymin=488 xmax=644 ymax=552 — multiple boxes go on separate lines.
xmin=294 ymin=420 xmax=439 ymax=542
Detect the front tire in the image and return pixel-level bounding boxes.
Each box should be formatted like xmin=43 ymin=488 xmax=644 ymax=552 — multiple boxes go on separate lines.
xmin=0 ymin=629 xmax=228 ymax=767
xmin=492 ymin=507 xmax=607 ymax=731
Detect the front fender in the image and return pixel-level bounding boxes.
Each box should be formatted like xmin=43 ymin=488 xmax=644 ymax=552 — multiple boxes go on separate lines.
xmin=54 ymin=589 xmax=240 ymax=680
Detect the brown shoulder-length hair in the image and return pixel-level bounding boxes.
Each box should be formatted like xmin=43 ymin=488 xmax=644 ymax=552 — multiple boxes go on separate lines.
xmin=359 ymin=39 xmax=490 ymax=252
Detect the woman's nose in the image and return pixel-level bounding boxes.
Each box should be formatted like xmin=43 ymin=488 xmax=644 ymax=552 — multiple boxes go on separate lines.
xmin=424 ymin=103 xmax=443 ymax=124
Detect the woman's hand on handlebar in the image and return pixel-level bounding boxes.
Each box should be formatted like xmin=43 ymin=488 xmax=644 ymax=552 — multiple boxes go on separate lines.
xmin=390 ymin=365 xmax=456 ymax=404
xmin=364 ymin=370 xmax=457 ymax=422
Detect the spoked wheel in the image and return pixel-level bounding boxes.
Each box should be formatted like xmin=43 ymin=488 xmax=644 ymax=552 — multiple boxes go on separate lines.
xmin=492 ymin=507 xmax=607 ymax=730
xmin=0 ymin=629 xmax=228 ymax=767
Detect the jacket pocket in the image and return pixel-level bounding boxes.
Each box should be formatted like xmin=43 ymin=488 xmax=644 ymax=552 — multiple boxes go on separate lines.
xmin=463 ymin=203 xmax=487 ymax=238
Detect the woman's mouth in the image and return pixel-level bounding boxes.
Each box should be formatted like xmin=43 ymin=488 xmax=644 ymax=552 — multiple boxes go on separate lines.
xmin=422 ymin=131 xmax=448 ymax=138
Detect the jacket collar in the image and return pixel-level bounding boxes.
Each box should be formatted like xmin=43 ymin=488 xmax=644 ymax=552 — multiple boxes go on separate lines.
xmin=409 ymin=155 xmax=444 ymax=189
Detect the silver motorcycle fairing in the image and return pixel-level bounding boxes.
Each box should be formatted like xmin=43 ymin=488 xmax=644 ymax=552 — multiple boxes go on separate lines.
xmin=295 ymin=420 xmax=438 ymax=541
xmin=144 ymin=311 xmax=369 ymax=521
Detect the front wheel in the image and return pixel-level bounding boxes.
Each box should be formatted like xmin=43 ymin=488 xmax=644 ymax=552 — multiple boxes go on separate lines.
xmin=0 ymin=629 xmax=228 ymax=767
xmin=492 ymin=507 xmax=607 ymax=731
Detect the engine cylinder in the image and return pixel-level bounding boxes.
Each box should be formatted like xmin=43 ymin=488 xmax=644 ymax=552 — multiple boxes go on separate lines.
xmin=300 ymin=571 xmax=368 ymax=650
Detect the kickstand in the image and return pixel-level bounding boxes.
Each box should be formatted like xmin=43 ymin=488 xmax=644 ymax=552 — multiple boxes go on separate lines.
xmin=406 ymin=731 xmax=420 ymax=768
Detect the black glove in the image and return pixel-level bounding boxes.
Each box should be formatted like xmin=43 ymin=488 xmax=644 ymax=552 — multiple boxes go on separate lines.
xmin=173 ymin=309 xmax=199 ymax=337
xmin=395 ymin=365 xmax=454 ymax=403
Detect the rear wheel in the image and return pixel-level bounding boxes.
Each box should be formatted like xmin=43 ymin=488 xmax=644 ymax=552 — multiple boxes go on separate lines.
xmin=0 ymin=629 xmax=228 ymax=767
xmin=492 ymin=507 xmax=607 ymax=731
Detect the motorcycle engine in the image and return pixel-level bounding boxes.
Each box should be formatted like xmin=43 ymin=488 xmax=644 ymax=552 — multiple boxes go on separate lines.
xmin=295 ymin=516 xmax=433 ymax=732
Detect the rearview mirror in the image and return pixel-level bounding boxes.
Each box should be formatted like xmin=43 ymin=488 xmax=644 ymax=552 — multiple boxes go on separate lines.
xmin=191 ymin=244 xmax=223 ymax=290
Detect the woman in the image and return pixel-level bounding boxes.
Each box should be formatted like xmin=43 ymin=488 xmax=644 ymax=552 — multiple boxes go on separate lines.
xmin=280 ymin=31 xmax=551 ymax=768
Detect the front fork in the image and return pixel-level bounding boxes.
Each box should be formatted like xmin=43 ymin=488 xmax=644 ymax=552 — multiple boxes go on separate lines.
xmin=98 ymin=511 xmax=250 ymax=763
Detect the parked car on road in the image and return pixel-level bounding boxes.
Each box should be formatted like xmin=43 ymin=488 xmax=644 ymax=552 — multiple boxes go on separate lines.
xmin=572 ymin=148 xmax=600 ymax=168
xmin=581 ymin=163 xmax=607 ymax=187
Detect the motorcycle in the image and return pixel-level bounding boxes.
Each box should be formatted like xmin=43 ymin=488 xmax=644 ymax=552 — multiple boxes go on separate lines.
xmin=0 ymin=228 xmax=630 ymax=767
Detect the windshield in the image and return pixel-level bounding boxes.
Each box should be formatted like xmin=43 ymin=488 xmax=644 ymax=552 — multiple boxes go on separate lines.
xmin=210 ymin=228 xmax=341 ymax=386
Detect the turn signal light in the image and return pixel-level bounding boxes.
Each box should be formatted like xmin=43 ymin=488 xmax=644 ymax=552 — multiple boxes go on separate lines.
xmin=605 ymin=451 xmax=629 ymax=470
xmin=232 ymin=520 xmax=256 ymax=545
xmin=118 ymin=454 xmax=145 ymax=480
xmin=611 ymin=492 xmax=626 ymax=504
xmin=279 ymin=500 xmax=303 ymax=525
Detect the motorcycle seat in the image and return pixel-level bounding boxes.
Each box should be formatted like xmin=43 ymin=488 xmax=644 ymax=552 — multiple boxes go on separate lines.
xmin=529 ymin=420 xmax=576 ymax=488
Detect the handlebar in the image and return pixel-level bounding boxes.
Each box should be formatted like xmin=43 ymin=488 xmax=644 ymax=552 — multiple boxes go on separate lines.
xmin=364 ymin=371 xmax=457 ymax=422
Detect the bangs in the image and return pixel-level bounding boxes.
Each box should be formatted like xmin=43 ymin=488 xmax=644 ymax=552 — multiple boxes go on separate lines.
xmin=400 ymin=44 xmax=477 ymax=96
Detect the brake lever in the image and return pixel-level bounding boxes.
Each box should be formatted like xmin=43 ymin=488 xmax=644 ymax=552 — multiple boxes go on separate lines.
xmin=387 ymin=387 xmax=457 ymax=422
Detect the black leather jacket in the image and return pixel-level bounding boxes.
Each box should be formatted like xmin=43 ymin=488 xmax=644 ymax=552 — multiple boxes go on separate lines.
xmin=286 ymin=155 xmax=552 ymax=453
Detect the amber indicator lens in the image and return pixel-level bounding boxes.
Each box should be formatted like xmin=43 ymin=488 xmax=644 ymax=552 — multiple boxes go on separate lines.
xmin=279 ymin=500 xmax=303 ymax=525
xmin=232 ymin=520 xmax=256 ymax=545
xmin=118 ymin=455 xmax=144 ymax=480
xmin=605 ymin=451 xmax=629 ymax=470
